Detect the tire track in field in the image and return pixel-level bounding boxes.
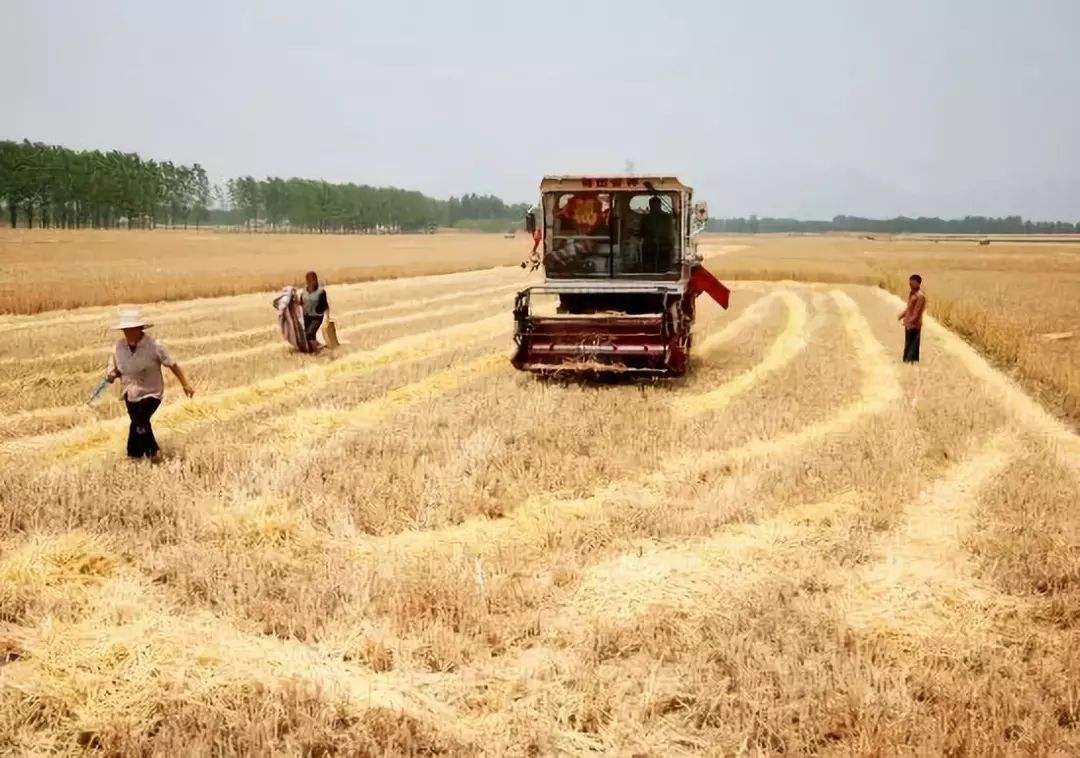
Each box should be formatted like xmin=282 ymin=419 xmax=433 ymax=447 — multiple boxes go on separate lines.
xmin=176 ymin=293 xmax=510 ymax=370
xmin=11 ymin=276 xmax=781 ymax=440
xmin=434 ymin=433 xmax=1015 ymax=735
xmin=184 ymin=291 xmax=787 ymax=655
xmin=528 ymin=301 xmax=1024 ymax=649
xmin=0 ymin=295 xmax=512 ymax=434
xmin=0 ymin=265 xmax=521 ymax=335
xmin=258 ymin=352 xmax=509 ymax=455
xmin=202 ymin=353 xmax=512 ymax=543
xmin=0 ymin=290 xmax=514 ymax=393
xmin=338 ymin=290 xmax=907 ymax=738
xmin=0 ymin=286 xmax=765 ymax=437
xmin=692 ymin=290 xmax=780 ymax=357
xmin=116 ymin=287 xmax=993 ymax=755
xmin=838 ymin=431 xmax=1021 ymax=643
xmin=872 ymin=288 xmax=1080 ymax=466
xmin=569 ymin=433 xmax=1014 ymax=630
xmin=200 ymin=287 xmax=777 ymax=462
xmin=404 ymin=434 xmax=1013 ymax=733
xmin=0 ymin=313 xmax=510 ymax=461
xmin=353 ymin=288 xmax=892 ymax=564
xmin=568 ymin=494 xmax=860 ymax=623
xmin=0 ymin=282 xmax=522 ymax=371
xmin=673 ymin=290 xmax=809 ymax=414
xmin=0 ymin=568 xmax=475 ymax=751
xmin=678 ymin=290 xmax=900 ymax=465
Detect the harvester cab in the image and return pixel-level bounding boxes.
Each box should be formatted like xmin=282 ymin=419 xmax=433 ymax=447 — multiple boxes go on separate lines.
xmin=513 ymin=175 xmax=729 ymax=375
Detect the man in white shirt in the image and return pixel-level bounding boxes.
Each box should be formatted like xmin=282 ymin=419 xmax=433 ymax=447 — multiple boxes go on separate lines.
xmin=106 ymin=309 xmax=194 ymax=459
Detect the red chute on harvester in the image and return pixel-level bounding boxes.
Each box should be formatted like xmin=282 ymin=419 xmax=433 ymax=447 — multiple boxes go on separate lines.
xmin=689 ymin=265 xmax=730 ymax=309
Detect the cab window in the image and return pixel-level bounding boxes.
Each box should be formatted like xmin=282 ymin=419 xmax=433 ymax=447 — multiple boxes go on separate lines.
xmin=543 ymin=190 xmax=681 ymax=278
xmin=616 ymin=193 xmax=679 ymax=275
xmin=546 ymin=192 xmax=613 ymax=277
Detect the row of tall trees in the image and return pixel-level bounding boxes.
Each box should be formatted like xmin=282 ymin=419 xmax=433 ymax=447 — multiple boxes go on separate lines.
xmin=0 ymin=139 xmax=210 ymax=229
xmin=224 ymin=176 xmax=448 ymax=232
xmin=0 ymin=139 xmax=529 ymax=233
xmin=709 ymin=214 xmax=1080 ymax=234
xmin=447 ymin=193 xmax=528 ymax=225
xmin=22 ymin=137 xmax=1071 ymax=237
xmin=222 ymin=182 xmax=529 ymax=233
xmin=830 ymin=214 xmax=1080 ymax=235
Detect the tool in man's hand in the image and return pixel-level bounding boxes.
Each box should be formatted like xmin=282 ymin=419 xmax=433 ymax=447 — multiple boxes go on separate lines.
xmin=87 ymin=377 xmax=110 ymax=406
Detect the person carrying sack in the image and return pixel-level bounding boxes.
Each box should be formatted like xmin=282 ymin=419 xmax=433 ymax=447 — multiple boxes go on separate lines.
xmin=105 ymin=309 xmax=194 ymax=459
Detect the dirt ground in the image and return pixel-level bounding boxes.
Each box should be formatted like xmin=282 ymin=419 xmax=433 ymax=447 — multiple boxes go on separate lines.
xmin=1 ymin=250 xmax=1078 ymax=753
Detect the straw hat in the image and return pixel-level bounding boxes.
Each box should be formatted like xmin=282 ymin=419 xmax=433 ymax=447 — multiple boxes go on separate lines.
xmin=112 ymin=309 xmax=153 ymax=330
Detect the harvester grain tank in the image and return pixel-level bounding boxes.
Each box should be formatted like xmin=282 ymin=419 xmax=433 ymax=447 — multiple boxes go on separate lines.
xmin=512 ymin=176 xmax=729 ymax=375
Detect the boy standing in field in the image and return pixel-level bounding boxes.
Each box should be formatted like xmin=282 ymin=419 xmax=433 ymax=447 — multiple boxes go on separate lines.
xmin=898 ymin=274 xmax=927 ymax=363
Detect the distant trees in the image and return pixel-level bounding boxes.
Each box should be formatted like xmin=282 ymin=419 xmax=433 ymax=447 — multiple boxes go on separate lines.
xmin=0 ymin=139 xmax=523 ymax=233
xmin=708 ymin=214 xmax=1079 ymax=235
xmin=222 ymin=177 xmax=449 ymax=233
xmin=33 ymin=136 xmax=1073 ymax=238
xmin=226 ymin=176 xmax=261 ymax=230
xmin=0 ymin=139 xmax=528 ymax=233
xmin=210 ymin=182 xmax=527 ymax=233
xmin=447 ymin=193 xmax=528 ymax=227
xmin=0 ymin=139 xmax=210 ymax=229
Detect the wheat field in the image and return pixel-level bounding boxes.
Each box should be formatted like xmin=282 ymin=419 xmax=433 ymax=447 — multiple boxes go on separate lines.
xmin=1 ymin=233 xmax=1079 ymax=755
xmin=0 ymin=228 xmax=523 ymax=314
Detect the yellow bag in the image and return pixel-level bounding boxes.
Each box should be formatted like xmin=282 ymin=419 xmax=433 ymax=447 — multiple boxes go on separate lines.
xmin=322 ymin=319 xmax=340 ymax=348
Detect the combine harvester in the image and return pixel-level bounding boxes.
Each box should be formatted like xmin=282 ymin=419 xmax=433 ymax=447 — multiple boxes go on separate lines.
xmin=513 ymin=175 xmax=730 ymax=376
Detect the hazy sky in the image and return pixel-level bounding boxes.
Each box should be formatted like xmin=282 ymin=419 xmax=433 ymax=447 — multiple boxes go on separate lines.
xmin=5 ymin=0 xmax=1079 ymax=218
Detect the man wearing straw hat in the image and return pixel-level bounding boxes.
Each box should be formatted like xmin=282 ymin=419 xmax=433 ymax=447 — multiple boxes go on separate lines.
xmin=105 ymin=309 xmax=195 ymax=459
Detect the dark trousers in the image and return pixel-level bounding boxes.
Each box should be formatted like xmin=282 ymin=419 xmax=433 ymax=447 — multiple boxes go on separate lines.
xmin=903 ymin=328 xmax=921 ymax=363
xmin=640 ymin=241 xmax=670 ymax=273
xmin=303 ymin=314 xmax=324 ymax=344
xmin=125 ymin=396 xmax=161 ymax=458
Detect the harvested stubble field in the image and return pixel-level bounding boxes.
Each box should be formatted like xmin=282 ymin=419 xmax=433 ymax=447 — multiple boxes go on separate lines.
xmin=711 ymin=233 xmax=1080 ymax=423
xmin=1 ymin=232 xmax=1079 ymax=755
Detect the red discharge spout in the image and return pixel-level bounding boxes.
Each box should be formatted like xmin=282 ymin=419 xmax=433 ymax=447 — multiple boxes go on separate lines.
xmin=689 ymin=266 xmax=730 ymax=309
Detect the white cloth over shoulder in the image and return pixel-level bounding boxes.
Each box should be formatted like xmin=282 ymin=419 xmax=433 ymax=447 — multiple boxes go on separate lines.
xmin=274 ymin=286 xmax=313 ymax=353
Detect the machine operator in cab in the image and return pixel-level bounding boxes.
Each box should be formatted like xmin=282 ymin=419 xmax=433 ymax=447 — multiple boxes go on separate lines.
xmin=639 ymin=196 xmax=674 ymax=273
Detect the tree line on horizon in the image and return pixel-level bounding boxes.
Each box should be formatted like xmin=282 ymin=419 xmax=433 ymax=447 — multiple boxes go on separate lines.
xmin=224 ymin=176 xmax=445 ymax=232
xmin=3 ymin=139 xmax=1076 ymax=235
xmin=0 ymin=139 xmax=211 ymax=230
xmin=708 ymin=213 xmax=1080 ymax=235
xmin=222 ymin=178 xmax=527 ymax=233
xmin=0 ymin=139 xmax=525 ymax=233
